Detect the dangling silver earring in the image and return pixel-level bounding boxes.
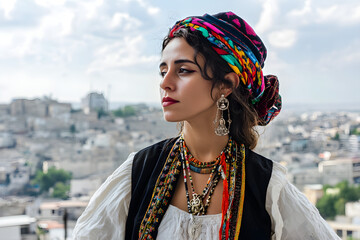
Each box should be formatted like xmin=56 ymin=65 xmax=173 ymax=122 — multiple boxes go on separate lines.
xmin=214 ymin=94 xmax=231 ymax=136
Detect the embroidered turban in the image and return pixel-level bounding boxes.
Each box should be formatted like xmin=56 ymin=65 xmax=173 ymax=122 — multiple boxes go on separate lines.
xmin=169 ymin=12 xmax=282 ymax=125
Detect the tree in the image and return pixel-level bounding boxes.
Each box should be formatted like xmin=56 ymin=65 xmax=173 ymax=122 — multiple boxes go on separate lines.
xmin=52 ymin=182 xmax=70 ymax=199
xmin=316 ymin=181 xmax=360 ymax=219
xmin=112 ymin=108 xmax=124 ymax=117
xmin=112 ymin=105 xmax=136 ymax=117
xmin=334 ymin=198 xmax=346 ymax=215
xmin=316 ymin=194 xmax=337 ymax=219
xmin=33 ymin=167 xmax=72 ymax=194
xmin=123 ymin=106 xmax=136 ymax=116
xmin=350 ymin=127 xmax=360 ymax=136
xmin=336 ymin=181 xmax=359 ymax=202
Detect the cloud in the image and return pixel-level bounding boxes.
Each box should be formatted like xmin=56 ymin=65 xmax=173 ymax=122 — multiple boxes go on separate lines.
xmin=288 ymin=0 xmax=312 ymax=17
xmin=255 ymin=0 xmax=279 ymax=34
xmin=0 ymin=0 xmax=157 ymax=62
xmin=268 ymin=30 xmax=297 ymax=48
xmin=0 ymin=5 xmax=75 ymax=58
xmin=136 ymin=0 xmax=160 ymax=16
xmin=78 ymin=0 xmax=105 ymax=19
xmin=0 ymin=29 xmax=32 ymax=58
xmin=287 ymin=1 xmax=360 ymax=26
xmin=0 ymin=32 xmax=12 ymax=48
xmin=34 ymin=0 xmax=66 ymax=7
xmin=316 ymin=4 xmax=360 ymax=25
xmin=0 ymin=0 xmax=17 ymax=19
xmin=147 ymin=6 xmax=160 ymax=15
xmin=110 ymin=12 xmax=142 ymax=30
xmin=264 ymin=50 xmax=291 ymax=73
xmin=38 ymin=8 xmax=75 ymax=37
xmin=86 ymin=35 xmax=158 ymax=73
xmin=316 ymin=39 xmax=360 ymax=71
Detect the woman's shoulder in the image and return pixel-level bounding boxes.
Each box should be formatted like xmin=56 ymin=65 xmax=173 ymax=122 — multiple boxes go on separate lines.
xmin=132 ymin=137 xmax=179 ymax=169
xmin=73 ymin=152 xmax=134 ymax=239
xmin=246 ymin=148 xmax=286 ymax=174
xmin=245 ymin=148 xmax=274 ymax=173
xmin=135 ymin=137 xmax=179 ymax=155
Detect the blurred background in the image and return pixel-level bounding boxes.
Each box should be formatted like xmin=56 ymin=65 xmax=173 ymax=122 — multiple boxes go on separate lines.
xmin=0 ymin=0 xmax=359 ymax=239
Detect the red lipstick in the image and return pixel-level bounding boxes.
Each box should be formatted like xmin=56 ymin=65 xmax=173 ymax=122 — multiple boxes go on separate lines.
xmin=162 ymin=97 xmax=179 ymax=107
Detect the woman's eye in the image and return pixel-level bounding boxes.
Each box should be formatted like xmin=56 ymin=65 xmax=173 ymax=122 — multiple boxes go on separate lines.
xmin=179 ymin=68 xmax=194 ymax=74
xmin=159 ymin=71 xmax=167 ymax=77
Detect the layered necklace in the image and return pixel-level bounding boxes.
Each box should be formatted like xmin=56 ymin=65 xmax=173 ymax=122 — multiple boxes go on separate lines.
xmin=179 ymin=135 xmax=234 ymax=216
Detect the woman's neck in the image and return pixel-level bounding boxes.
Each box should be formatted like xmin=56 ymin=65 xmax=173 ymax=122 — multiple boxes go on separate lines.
xmin=182 ymin=121 xmax=229 ymax=163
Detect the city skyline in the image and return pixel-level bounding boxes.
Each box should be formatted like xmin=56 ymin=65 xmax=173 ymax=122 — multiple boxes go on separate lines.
xmin=0 ymin=0 xmax=359 ymax=106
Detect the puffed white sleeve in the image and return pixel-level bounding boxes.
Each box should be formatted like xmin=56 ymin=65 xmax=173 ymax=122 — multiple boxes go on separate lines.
xmin=72 ymin=152 xmax=135 ymax=240
xmin=266 ymin=161 xmax=341 ymax=240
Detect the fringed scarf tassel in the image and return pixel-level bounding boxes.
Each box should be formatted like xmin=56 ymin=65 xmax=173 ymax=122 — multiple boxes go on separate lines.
xmin=219 ymin=143 xmax=246 ymax=240
xmin=220 ymin=152 xmax=229 ymax=239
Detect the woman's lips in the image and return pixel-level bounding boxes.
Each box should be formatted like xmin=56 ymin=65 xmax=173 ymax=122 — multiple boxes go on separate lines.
xmin=162 ymin=97 xmax=179 ymax=107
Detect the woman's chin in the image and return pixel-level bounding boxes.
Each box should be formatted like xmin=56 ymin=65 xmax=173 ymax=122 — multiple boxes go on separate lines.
xmin=162 ymin=112 xmax=182 ymax=123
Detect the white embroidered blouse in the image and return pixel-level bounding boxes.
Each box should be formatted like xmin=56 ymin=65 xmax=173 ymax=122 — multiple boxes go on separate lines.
xmin=72 ymin=153 xmax=340 ymax=240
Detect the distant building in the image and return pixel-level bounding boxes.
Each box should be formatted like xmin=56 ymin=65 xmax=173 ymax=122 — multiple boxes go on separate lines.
xmin=48 ymin=102 xmax=72 ymax=118
xmin=24 ymin=99 xmax=47 ymax=117
xmin=319 ymin=158 xmax=360 ymax=185
xmin=323 ymin=140 xmax=340 ymax=152
xmin=287 ymin=167 xmax=322 ymax=190
xmin=303 ymin=184 xmax=323 ymax=205
xmin=346 ymin=201 xmax=360 ymax=219
xmin=10 ymin=99 xmax=26 ymax=116
xmin=0 ymin=132 xmax=16 ymax=148
xmin=327 ymin=202 xmax=360 ymax=239
xmin=0 ymin=215 xmax=36 ymax=240
xmin=9 ymin=98 xmax=72 ymax=119
xmin=349 ymin=135 xmax=359 ymax=152
xmin=70 ymin=177 xmax=103 ymax=197
xmin=37 ymin=220 xmax=69 ymax=240
xmin=81 ymin=92 xmax=108 ymax=114
xmin=289 ymin=138 xmax=308 ymax=152
xmin=7 ymin=118 xmax=28 ymax=134
xmin=39 ymin=200 xmax=88 ymax=221
xmin=0 ymin=104 xmax=9 ymax=116
xmin=10 ymin=99 xmax=47 ymax=117
xmin=0 ymin=161 xmax=30 ymax=195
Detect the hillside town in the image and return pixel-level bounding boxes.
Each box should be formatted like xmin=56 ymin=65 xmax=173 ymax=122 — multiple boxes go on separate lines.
xmin=0 ymin=93 xmax=359 ymax=239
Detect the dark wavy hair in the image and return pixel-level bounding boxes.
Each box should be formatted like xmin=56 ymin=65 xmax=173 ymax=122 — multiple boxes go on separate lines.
xmin=162 ymin=28 xmax=262 ymax=149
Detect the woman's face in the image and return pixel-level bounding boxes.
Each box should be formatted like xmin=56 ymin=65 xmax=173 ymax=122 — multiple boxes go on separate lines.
xmin=159 ymin=37 xmax=220 ymax=123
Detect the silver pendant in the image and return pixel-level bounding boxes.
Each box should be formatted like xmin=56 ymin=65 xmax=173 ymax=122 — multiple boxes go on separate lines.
xmin=215 ymin=118 xmax=230 ymax=136
xmin=189 ymin=193 xmax=204 ymax=215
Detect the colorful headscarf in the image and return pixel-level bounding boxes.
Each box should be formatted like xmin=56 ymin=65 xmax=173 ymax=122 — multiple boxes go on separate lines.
xmin=169 ymin=12 xmax=282 ymax=125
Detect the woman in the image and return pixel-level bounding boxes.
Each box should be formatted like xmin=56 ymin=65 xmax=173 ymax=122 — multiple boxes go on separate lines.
xmin=73 ymin=12 xmax=340 ymax=240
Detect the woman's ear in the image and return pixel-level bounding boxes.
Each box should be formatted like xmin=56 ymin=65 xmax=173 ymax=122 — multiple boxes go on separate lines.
xmin=222 ymin=72 xmax=240 ymax=97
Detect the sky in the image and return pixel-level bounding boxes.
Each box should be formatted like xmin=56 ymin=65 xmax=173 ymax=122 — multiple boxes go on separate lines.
xmin=0 ymin=0 xmax=359 ymax=108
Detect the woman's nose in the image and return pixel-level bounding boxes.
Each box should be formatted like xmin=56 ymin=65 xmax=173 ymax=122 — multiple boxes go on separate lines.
xmin=160 ymin=70 xmax=175 ymax=91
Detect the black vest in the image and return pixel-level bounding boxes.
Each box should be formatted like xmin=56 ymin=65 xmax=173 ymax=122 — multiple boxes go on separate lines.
xmin=125 ymin=138 xmax=273 ymax=239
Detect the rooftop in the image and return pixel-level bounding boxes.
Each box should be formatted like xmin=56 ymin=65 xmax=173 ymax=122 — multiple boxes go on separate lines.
xmin=0 ymin=215 xmax=36 ymax=228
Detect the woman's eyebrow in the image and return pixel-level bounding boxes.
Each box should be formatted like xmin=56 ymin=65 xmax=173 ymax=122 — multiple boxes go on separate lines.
xmin=159 ymin=59 xmax=197 ymax=69
xmin=174 ymin=59 xmax=196 ymax=65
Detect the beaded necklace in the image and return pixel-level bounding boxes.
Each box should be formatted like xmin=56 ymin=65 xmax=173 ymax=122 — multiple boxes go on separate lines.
xmin=179 ymin=135 xmax=233 ymax=215
xmin=189 ymin=155 xmax=219 ymax=174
